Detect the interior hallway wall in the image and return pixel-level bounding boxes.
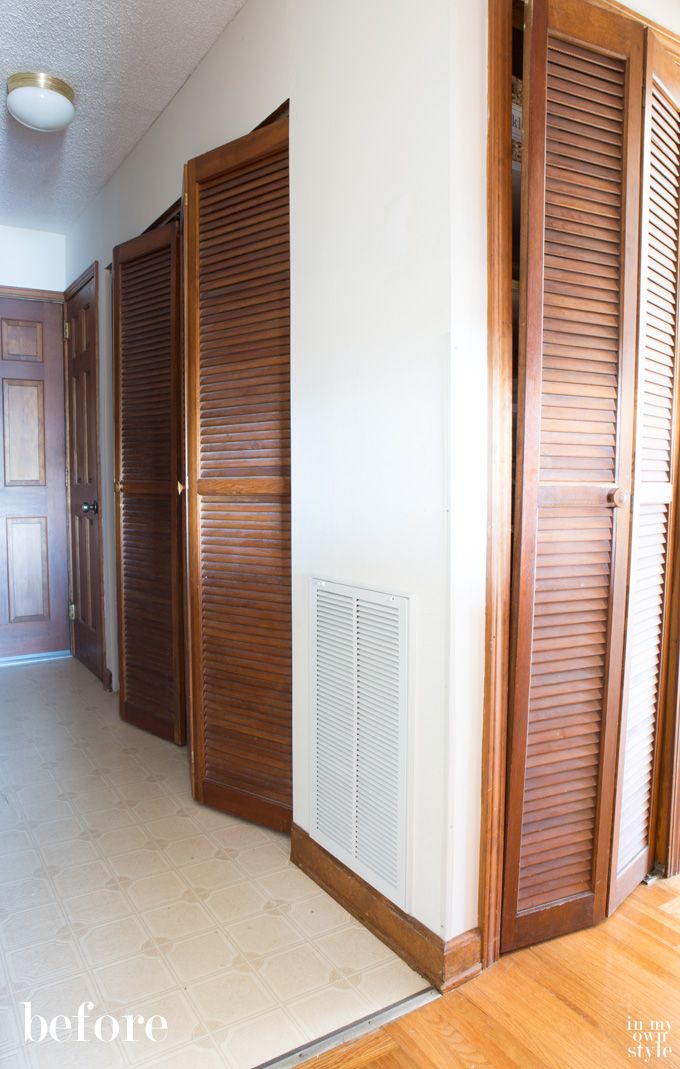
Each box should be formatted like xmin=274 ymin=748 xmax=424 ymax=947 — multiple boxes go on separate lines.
xmin=65 ymin=0 xmax=475 ymax=940
xmin=0 ymin=223 xmax=65 ymax=290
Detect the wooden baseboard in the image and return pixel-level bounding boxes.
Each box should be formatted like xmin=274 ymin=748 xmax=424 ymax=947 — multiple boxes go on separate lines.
xmin=290 ymin=824 xmax=481 ymax=992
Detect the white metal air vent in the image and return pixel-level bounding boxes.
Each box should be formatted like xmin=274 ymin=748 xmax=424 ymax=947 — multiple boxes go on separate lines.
xmin=310 ymin=578 xmax=409 ymax=907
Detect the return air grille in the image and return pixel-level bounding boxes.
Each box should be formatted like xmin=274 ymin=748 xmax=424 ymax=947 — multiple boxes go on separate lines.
xmin=311 ymin=579 xmax=408 ymax=906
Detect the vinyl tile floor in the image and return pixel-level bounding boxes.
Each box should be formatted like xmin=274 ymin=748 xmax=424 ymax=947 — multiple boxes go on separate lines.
xmin=0 ymin=658 xmax=428 ymax=1069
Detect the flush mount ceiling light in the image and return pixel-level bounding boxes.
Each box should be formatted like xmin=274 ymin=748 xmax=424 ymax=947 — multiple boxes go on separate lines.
xmin=6 ymin=72 xmax=75 ymax=132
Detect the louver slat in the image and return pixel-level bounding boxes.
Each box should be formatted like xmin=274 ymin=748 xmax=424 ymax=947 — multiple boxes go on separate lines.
xmin=185 ymin=116 xmax=292 ymax=831
xmin=113 ymin=222 xmax=185 ymax=744
xmin=502 ymin=0 xmax=643 ymax=952
xmin=312 ymin=581 xmax=407 ymax=906
xmin=610 ymin=37 xmax=680 ymax=912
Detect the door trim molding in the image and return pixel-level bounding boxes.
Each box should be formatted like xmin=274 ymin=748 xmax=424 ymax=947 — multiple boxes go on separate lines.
xmin=479 ymin=0 xmax=513 ymax=971
xmin=0 ymin=285 xmax=64 ymax=303
xmin=64 ymin=261 xmax=108 ymax=685
xmin=587 ymin=0 xmax=680 ymax=55
xmin=65 ymin=262 xmax=97 ymax=302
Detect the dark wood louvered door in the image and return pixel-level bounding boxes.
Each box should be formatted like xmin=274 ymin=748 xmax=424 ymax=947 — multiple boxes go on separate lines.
xmin=609 ymin=35 xmax=680 ymax=912
xmin=113 ymin=223 xmax=186 ymax=744
xmin=66 ymin=266 xmax=107 ymax=682
xmin=501 ymin=0 xmax=644 ymax=952
xmin=184 ymin=116 xmax=292 ymax=831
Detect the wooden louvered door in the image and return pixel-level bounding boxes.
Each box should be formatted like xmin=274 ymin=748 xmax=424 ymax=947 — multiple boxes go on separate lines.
xmin=184 ymin=116 xmax=291 ymax=830
xmin=501 ymin=0 xmax=644 ymax=952
xmin=113 ymin=223 xmax=186 ymax=744
xmin=609 ymin=35 xmax=680 ymax=912
xmin=66 ymin=267 xmax=107 ymax=681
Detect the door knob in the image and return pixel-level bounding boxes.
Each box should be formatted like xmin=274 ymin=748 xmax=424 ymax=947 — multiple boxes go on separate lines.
xmin=608 ymin=487 xmax=629 ymax=509
xmin=82 ymin=501 xmax=98 ymax=515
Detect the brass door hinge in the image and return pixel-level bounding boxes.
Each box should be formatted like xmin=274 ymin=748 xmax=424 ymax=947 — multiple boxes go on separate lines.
xmin=63 ymin=320 xmax=70 ymax=340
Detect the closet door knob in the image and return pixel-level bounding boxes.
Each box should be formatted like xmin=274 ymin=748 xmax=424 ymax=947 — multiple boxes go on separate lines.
xmin=608 ymin=487 xmax=629 ymax=509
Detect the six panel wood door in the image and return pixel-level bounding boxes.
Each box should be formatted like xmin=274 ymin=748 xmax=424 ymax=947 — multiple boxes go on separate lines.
xmin=184 ymin=116 xmax=292 ymax=831
xmin=609 ymin=34 xmax=680 ymax=912
xmin=113 ymin=224 xmax=186 ymax=744
xmin=0 ymin=297 xmax=69 ymax=658
xmin=66 ymin=267 xmax=106 ymax=682
xmin=501 ymin=0 xmax=644 ymax=952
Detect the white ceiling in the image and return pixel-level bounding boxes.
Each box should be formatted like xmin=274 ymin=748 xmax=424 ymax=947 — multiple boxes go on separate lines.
xmin=0 ymin=0 xmax=248 ymax=231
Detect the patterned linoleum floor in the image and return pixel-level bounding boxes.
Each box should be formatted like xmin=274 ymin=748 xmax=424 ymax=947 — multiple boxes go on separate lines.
xmin=0 ymin=659 xmax=427 ymax=1069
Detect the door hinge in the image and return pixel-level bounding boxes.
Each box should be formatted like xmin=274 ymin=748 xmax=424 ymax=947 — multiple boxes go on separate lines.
xmin=184 ymin=191 xmax=188 ymax=206
xmin=63 ymin=320 xmax=70 ymax=340
xmin=68 ymin=603 xmax=76 ymax=621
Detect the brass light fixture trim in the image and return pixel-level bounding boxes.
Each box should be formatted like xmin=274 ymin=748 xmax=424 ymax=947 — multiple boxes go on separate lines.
xmin=7 ymin=72 xmax=75 ymax=103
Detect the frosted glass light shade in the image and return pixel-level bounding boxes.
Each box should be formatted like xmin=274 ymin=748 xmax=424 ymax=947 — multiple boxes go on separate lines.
xmin=6 ymin=73 xmax=75 ymax=132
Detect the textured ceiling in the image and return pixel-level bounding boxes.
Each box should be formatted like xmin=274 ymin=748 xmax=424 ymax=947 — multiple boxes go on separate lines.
xmin=0 ymin=0 xmax=248 ymax=230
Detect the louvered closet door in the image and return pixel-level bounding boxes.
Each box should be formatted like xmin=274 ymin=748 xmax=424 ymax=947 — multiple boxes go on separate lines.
xmin=184 ymin=116 xmax=291 ymax=831
xmin=501 ymin=0 xmax=643 ymax=952
xmin=609 ymin=35 xmax=680 ymax=912
xmin=113 ymin=222 xmax=186 ymax=744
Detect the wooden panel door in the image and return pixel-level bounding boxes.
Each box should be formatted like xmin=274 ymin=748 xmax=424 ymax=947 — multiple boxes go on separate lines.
xmin=66 ymin=266 xmax=107 ymax=682
xmin=113 ymin=223 xmax=186 ymax=744
xmin=0 ymin=297 xmax=69 ymax=658
xmin=609 ymin=35 xmax=680 ymax=911
xmin=501 ymin=0 xmax=644 ymax=952
xmin=184 ymin=115 xmax=292 ymax=831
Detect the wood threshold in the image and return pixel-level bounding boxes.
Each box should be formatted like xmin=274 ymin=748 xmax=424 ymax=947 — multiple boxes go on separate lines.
xmin=291 ymin=824 xmax=481 ymax=992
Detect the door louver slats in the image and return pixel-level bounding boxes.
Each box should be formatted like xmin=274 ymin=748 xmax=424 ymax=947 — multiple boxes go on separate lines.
xmin=610 ymin=37 xmax=680 ymax=911
xmin=185 ymin=116 xmax=292 ymax=831
xmin=502 ymin=0 xmax=643 ymax=952
xmin=114 ymin=223 xmax=185 ymax=744
xmin=312 ymin=580 xmax=408 ymax=906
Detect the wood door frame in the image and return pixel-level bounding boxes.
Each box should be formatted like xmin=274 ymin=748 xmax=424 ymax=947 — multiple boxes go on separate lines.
xmin=0 ymin=286 xmax=64 ymax=304
xmin=479 ymin=0 xmax=513 ymax=970
xmin=480 ymin=0 xmax=680 ymax=969
xmin=64 ymin=261 xmax=109 ymax=687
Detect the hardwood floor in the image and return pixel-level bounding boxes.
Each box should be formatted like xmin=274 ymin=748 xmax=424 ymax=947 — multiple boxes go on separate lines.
xmin=305 ymin=877 xmax=680 ymax=1068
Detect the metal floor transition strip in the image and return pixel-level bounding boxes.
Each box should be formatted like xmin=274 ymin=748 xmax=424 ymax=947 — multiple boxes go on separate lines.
xmin=258 ymin=986 xmax=439 ymax=1069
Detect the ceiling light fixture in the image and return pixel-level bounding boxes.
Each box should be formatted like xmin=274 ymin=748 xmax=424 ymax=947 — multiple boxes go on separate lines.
xmin=6 ymin=72 xmax=75 ymax=132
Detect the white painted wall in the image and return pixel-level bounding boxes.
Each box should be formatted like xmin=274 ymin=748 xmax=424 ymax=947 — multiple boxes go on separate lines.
xmin=65 ymin=0 xmax=476 ymax=938
xmin=0 ymin=224 xmax=65 ymax=290
xmin=629 ymin=0 xmax=680 ymax=35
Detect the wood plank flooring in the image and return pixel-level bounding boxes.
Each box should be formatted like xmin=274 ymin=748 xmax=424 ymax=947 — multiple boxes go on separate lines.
xmin=305 ymin=877 xmax=680 ymax=1068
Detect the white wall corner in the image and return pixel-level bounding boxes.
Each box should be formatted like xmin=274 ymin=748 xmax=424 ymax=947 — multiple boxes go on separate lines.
xmin=444 ymin=0 xmax=489 ymax=942
xmin=0 ymin=224 xmax=66 ymax=291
